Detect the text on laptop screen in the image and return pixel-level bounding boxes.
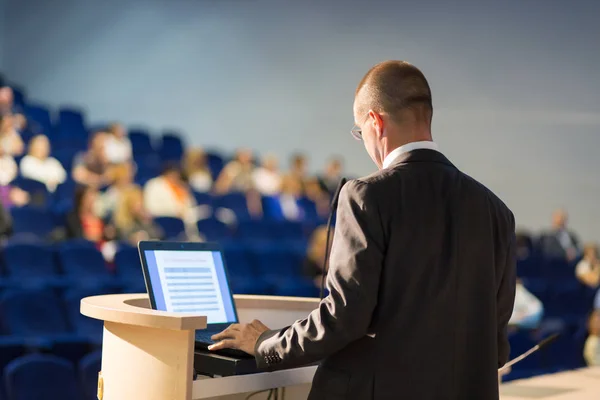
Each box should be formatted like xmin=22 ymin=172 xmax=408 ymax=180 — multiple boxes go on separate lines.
xmin=144 ymin=250 xmax=236 ymax=324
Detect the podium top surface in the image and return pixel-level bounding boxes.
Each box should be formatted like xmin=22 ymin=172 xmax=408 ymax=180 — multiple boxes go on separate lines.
xmin=80 ymin=293 xmax=207 ymax=331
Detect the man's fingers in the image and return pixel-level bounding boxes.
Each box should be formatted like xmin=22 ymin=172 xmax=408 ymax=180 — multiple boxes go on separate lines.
xmin=208 ymin=339 xmax=237 ymax=351
xmin=211 ymin=324 xmax=240 ymax=341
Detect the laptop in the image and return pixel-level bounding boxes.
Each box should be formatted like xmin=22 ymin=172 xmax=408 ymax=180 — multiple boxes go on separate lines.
xmin=138 ymin=241 xmax=252 ymax=359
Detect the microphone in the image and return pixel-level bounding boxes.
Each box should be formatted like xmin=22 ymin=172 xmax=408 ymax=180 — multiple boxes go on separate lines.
xmin=319 ymin=178 xmax=347 ymax=300
xmin=498 ymin=333 xmax=560 ymax=372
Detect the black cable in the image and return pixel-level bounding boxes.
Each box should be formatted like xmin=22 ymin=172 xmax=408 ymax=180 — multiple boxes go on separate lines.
xmin=245 ymin=389 xmax=272 ymax=400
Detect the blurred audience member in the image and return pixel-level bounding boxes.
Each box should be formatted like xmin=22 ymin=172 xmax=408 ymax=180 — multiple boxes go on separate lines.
xmin=214 ymin=149 xmax=255 ymax=194
xmin=20 ymin=135 xmax=66 ymax=192
xmin=318 ymin=157 xmax=344 ymax=196
xmin=287 ymin=153 xmax=329 ymax=216
xmin=144 ymin=163 xmax=195 ymax=219
xmin=104 ymin=123 xmax=132 ymax=164
xmin=288 ymin=153 xmax=308 ymax=192
xmin=508 ymin=279 xmax=544 ymax=329
xmin=576 ymin=244 xmax=600 ymax=289
xmin=0 ymin=199 xmax=12 ymax=239
xmin=279 ymin=175 xmax=303 ymax=221
xmin=114 ymin=186 xmax=163 ymax=245
xmin=515 ymin=230 xmax=534 ymax=260
xmin=303 ymin=226 xmax=333 ymax=287
xmin=584 ymin=310 xmax=600 ymax=366
xmin=66 ymin=186 xmax=114 ymax=242
xmin=0 ymin=114 xmax=24 ymax=156
xmin=0 ymin=150 xmax=17 ymax=186
xmin=0 ymin=87 xmax=22 ymax=116
xmin=183 ymin=148 xmax=213 ymax=193
xmin=0 ymin=185 xmax=29 ymax=209
xmin=252 ymin=154 xmax=282 ymax=196
xmin=95 ymin=163 xmax=134 ymax=218
xmin=73 ymin=131 xmax=111 ymax=188
xmin=539 ymin=208 xmax=581 ymax=261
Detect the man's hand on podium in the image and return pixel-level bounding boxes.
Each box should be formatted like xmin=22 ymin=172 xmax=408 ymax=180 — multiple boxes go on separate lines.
xmin=209 ymin=319 xmax=270 ymax=356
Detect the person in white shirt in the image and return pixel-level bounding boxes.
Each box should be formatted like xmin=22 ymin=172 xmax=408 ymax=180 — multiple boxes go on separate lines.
xmin=508 ymin=280 xmax=544 ymax=329
xmin=0 ymin=153 xmax=17 ymax=186
xmin=252 ymin=154 xmax=282 ymax=196
xmin=20 ymin=135 xmax=67 ymax=192
xmin=576 ymin=243 xmax=600 ymax=289
xmin=104 ymin=123 xmax=132 ymax=164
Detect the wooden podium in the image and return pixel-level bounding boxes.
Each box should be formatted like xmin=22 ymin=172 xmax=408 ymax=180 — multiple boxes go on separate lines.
xmin=81 ymin=293 xmax=320 ymax=400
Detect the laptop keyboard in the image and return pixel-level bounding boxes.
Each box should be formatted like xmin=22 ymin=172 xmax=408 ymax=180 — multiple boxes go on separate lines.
xmin=195 ymin=331 xmax=254 ymax=359
xmin=196 ymin=331 xmax=217 ymax=344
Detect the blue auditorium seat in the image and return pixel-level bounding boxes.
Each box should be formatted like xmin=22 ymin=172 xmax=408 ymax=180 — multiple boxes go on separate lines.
xmin=249 ymin=243 xmax=304 ymax=280
xmin=57 ymin=240 xmax=113 ymax=285
xmin=1 ymin=242 xmax=62 ymax=288
xmin=205 ymin=152 xmax=225 ymax=179
xmin=159 ymin=132 xmax=184 ymax=162
xmin=10 ymin=87 xmax=25 ymax=108
xmin=114 ymin=245 xmax=144 ymax=289
xmin=261 ymin=196 xmax=285 ymax=221
xmin=193 ymin=191 xmax=213 ymax=207
xmin=134 ymin=153 xmax=161 ymax=178
xmin=154 ymin=217 xmax=185 ymax=239
xmin=78 ymin=351 xmax=102 ymax=400
xmin=12 ymin=178 xmax=50 ymax=208
xmin=24 ymin=104 xmax=52 ymax=136
xmin=10 ymin=207 xmax=55 ymax=238
xmin=4 ymin=355 xmax=81 ymax=400
xmin=214 ymin=193 xmax=251 ymax=221
xmin=196 ymin=218 xmax=231 ymax=241
xmin=63 ymin=287 xmax=112 ymax=344
xmin=129 ymin=129 xmax=154 ymax=155
xmin=53 ymin=149 xmax=79 ymax=172
xmin=56 ymin=108 xmax=87 ymax=148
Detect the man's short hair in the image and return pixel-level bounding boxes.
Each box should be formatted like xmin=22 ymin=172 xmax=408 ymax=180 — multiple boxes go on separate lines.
xmin=355 ymin=61 xmax=432 ymax=123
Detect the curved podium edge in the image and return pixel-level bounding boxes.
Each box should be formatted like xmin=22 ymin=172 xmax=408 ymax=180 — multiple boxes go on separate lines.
xmin=80 ymin=293 xmax=207 ymax=331
xmin=234 ymin=294 xmax=320 ymax=311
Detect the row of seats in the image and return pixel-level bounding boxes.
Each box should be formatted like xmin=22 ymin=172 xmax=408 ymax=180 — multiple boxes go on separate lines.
xmin=1 ymin=352 xmax=100 ymax=400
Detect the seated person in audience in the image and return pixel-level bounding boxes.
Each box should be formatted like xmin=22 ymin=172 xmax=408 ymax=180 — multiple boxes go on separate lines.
xmin=95 ymin=163 xmax=134 ymax=218
xmin=0 ymin=114 xmax=24 ymax=156
xmin=539 ymin=208 xmax=581 ymax=261
xmin=183 ymin=147 xmax=213 ymax=193
xmin=287 ymin=153 xmax=309 ymax=192
xmin=144 ymin=163 xmax=196 ymax=219
xmin=73 ymin=131 xmax=112 ymax=188
xmin=303 ymin=226 xmax=333 ymax=287
xmin=0 ymin=149 xmax=17 ymax=186
xmin=0 ymin=185 xmax=29 ymax=210
xmin=508 ymin=279 xmax=544 ymax=329
xmin=114 ymin=186 xmax=163 ymax=245
xmin=318 ymin=157 xmax=344 ymax=196
xmin=576 ymin=243 xmax=600 ymax=289
xmin=0 ymin=87 xmax=27 ymax=131
xmin=104 ymin=122 xmax=132 ymax=164
xmin=0 ymin=199 xmax=12 ymax=239
xmin=278 ymin=175 xmax=303 ymax=221
xmin=252 ymin=154 xmax=282 ymax=196
xmin=584 ymin=310 xmax=600 ymax=366
xmin=66 ymin=186 xmax=115 ymax=242
xmin=19 ymin=134 xmax=67 ymax=192
xmin=214 ymin=148 xmax=256 ymax=194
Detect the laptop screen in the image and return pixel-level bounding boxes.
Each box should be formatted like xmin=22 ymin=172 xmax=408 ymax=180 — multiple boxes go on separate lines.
xmin=143 ymin=248 xmax=237 ymax=325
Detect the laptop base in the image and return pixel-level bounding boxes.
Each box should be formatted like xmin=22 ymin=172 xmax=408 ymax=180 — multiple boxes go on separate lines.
xmin=194 ymin=350 xmax=260 ymax=377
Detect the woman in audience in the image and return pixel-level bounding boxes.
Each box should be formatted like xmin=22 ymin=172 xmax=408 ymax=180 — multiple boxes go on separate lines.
xmin=114 ymin=186 xmax=162 ymax=245
xmin=104 ymin=122 xmax=132 ymax=164
xmin=584 ymin=310 xmax=600 ymax=366
xmin=73 ymin=131 xmax=112 ymax=188
xmin=318 ymin=157 xmax=344 ymax=196
xmin=576 ymin=243 xmax=600 ymax=289
xmin=183 ymin=147 xmax=213 ymax=193
xmin=278 ymin=175 xmax=303 ymax=221
xmin=0 ymin=114 xmax=24 ymax=156
xmin=66 ymin=185 xmax=115 ymax=243
xmin=95 ymin=163 xmax=134 ymax=218
xmin=144 ymin=163 xmax=196 ymax=218
xmin=214 ymin=149 xmax=255 ymax=194
xmin=252 ymin=154 xmax=282 ymax=196
xmin=20 ymin=134 xmax=67 ymax=192
xmin=303 ymin=226 xmax=333 ymax=287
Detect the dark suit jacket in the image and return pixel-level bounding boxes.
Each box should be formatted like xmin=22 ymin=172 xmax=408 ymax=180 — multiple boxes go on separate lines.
xmin=254 ymin=149 xmax=516 ymax=399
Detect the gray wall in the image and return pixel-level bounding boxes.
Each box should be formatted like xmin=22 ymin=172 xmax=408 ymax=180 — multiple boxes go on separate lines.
xmin=3 ymin=0 xmax=600 ymax=240
xmin=0 ymin=0 xmax=4 ymax=69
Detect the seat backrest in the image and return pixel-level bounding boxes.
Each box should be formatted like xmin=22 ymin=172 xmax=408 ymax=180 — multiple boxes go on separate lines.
xmin=63 ymin=287 xmax=112 ymax=337
xmin=4 ymin=354 xmax=80 ymax=400
xmin=58 ymin=240 xmax=108 ymax=278
xmin=159 ymin=133 xmax=184 ymax=161
xmin=2 ymin=242 xmax=57 ymax=278
xmin=78 ymin=351 xmax=102 ymax=400
xmin=154 ymin=217 xmax=185 ymax=239
xmin=129 ymin=130 xmax=154 ymax=154
xmin=196 ymin=218 xmax=231 ymax=241
xmin=0 ymin=289 xmax=70 ymax=336
xmin=10 ymin=207 xmax=55 ymax=237
xmin=114 ymin=246 xmax=143 ymax=278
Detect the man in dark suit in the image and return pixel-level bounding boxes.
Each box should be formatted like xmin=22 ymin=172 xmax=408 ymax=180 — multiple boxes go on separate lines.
xmin=210 ymin=61 xmax=517 ymax=399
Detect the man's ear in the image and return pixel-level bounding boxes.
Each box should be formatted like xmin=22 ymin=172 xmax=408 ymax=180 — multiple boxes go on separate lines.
xmin=369 ymin=110 xmax=385 ymax=138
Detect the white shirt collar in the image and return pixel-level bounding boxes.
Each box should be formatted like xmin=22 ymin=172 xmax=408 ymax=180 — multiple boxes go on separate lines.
xmin=382 ymin=141 xmax=440 ymax=169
